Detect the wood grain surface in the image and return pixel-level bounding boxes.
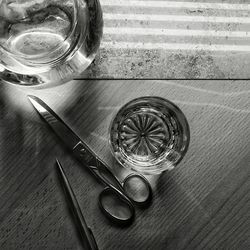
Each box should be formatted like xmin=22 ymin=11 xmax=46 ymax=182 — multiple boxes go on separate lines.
xmin=0 ymin=80 xmax=249 ymax=250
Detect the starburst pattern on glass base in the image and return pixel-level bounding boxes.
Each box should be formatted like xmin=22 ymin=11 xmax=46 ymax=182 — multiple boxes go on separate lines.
xmin=119 ymin=112 xmax=169 ymax=158
xmin=109 ymin=97 xmax=190 ymax=174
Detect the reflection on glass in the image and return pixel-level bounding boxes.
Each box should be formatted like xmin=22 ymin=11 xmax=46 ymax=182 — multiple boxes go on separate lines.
xmin=109 ymin=97 xmax=190 ymax=175
xmin=0 ymin=0 xmax=103 ymax=86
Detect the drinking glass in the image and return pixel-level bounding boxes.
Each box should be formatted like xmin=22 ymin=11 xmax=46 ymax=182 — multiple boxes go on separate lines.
xmin=0 ymin=0 xmax=103 ymax=86
xmin=109 ymin=97 xmax=190 ymax=175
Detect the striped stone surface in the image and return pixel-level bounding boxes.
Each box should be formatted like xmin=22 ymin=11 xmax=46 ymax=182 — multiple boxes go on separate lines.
xmin=83 ymin=0 xmax=250 ymax=78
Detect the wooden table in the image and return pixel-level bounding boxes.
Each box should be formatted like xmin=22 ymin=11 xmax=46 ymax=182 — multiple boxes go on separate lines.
xmin=0 ymin=80 xmax=249 ymax=249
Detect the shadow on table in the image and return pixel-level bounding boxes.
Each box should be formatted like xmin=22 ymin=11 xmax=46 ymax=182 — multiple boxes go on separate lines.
xmin=0 ymin=84 xmax=57 ymax=221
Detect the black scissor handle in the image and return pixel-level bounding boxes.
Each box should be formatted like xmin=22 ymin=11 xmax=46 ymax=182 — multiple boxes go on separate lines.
xmin=88 ymin=164 xmax=135 ymax=224
xmin=90 ymin=162 xmax=152 ymax=206
xmin=90 ymin=160 xmax=152 ymax=205
xmin=99 ymin=187 xmax=135 ymax=226
xmin=73 ymin=140 xmax=152 ymax=206
xmin=123 ymin=174 xmax=152 ymax=207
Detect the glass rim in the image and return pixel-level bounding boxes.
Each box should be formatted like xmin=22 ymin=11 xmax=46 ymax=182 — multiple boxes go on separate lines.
xmin=109 ymin=96 xmax=190 ymax=174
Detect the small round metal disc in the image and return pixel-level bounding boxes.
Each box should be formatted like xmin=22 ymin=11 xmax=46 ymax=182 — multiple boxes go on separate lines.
xmin=99 ymin=188 xmax=134 ymax=225
xmin=123 ymin=174 xmax=152 ymax=206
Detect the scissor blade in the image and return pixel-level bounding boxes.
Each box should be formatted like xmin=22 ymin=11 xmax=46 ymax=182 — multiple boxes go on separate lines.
xmin=56 ymin=159 xmax=98 ymax=250
xmin=28 ymin=95 xmax=122 ymax=191
xmin=28 ymin=95 xmax=80 ymax=150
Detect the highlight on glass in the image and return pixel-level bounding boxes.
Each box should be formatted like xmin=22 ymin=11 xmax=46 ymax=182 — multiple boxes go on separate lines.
xmin=109 ymin=97 xmax=190 ymax=175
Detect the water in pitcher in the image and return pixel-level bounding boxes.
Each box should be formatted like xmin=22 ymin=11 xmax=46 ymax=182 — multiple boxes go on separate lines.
xmin=7 ymin=6 xmax=73 ymax=58
xmin=0 ymin=0 xmax=103 ymax=86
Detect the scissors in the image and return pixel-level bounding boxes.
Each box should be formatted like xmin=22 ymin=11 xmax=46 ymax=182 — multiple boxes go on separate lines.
xmin=28 ymin=95 xmax=152 ymax=225
xmin=56 ymin=159 xmax=98 ymax=250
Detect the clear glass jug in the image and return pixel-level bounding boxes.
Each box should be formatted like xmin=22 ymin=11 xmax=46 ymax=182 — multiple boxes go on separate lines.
xmin=0 ymin=0 xmax=103 ymax=86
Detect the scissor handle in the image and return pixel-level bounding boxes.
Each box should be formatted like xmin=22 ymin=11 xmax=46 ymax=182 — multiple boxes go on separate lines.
xmin=73 ymin=140 xmax=152 ymax=205
xmin=90 ymin=166 xmax=152 ymax=224
xmin=88 ymin=165 xmax=135 ymax=225
xmin=72 ymin=141 xmax=151 ymax=223
xmin=123 ymin=174 xmax=152 ymax=206
xmin=98 ymin=187 xmax=135 ymax=225
xmin=94 ymin=170 xmax=152 ymax=224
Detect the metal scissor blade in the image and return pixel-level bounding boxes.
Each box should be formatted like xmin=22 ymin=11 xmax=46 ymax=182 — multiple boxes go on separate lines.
xmin=28 ymin=95 xmax=126 ymax=194
xmin=28 ymin=95 xmax=83 ymax=151
xmin=56 ymin=159 xmax=99 ymax=250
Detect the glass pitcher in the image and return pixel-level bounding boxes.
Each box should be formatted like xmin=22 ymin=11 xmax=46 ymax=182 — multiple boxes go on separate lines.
xmin=0 ymin=0 xmax=103 ymax=87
